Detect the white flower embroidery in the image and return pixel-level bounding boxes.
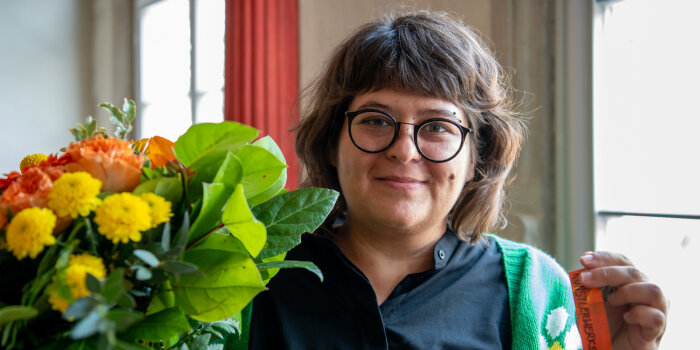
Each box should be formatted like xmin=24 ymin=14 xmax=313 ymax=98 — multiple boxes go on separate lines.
xmin=564 ymin=325 xmax=583 ymax=350
xmin=545 ymin=307 xmax=569 ymax=339
xmin=539 ymin=334 xmax=549 ymax=350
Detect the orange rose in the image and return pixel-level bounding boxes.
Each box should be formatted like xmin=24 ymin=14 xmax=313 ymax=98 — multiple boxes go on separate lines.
xmin=64 ymin=136 xmax=144 ymax=193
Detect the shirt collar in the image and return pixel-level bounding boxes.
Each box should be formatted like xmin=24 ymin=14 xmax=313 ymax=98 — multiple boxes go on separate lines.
xmin=433 ymin=227 xmax=460 ymax=269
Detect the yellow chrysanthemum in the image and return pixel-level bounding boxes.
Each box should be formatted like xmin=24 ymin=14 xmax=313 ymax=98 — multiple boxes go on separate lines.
xmin=139 ymin=193 xmax=173 ymax=228
xmin=20 ymin=153 xmax=48 ymax=171
xmin=47 ymin=253 xmax=106 ymax=313
xmin=94 ymin=193 xmax=151 ymax=244
xmin=47 ymin=172 xmax=102 ymax=218
xmin=5 ymin=207 xmax=57 ymax=260
xmin=47 ymin=283 xmax=70 ymax=313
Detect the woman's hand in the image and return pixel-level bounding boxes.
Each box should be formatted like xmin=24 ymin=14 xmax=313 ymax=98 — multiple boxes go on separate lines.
xmin=579 ymin=251 xmax=669 ymax=350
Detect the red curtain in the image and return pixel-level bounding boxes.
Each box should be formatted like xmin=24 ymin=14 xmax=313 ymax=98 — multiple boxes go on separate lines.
xmin=224 ymin=0 xmax=299 ymax=189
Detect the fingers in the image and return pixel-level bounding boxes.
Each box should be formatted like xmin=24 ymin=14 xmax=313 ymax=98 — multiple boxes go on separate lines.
xmin=623 ymin=305 xmax=667 ymax=343
xmin=580 ymin=251 xmax=634 ymax=269
xmin=606 ymin=282 xmax=669 ymax=314
xmin=579 ymin=264 xmax=648 ymax=288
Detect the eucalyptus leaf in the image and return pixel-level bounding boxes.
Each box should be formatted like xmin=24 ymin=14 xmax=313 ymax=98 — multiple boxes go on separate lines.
xmin=70 ymin=310 xmax=101 ymax=339
xmin=63 ymin=298 xmax=97 ymax=320
xmin=187 ymin=183 xmax=230 ymax=246
xmin=135 ymin=266 xmax=153 ymax=281
xmin=222 ymin=184 xmax=266 ymax=257
xmin=174 ymin=122 xmax=257 ymax=168
xmin=257 ymin=260 xmax=323 ymax=282
xmin=133 ymin=249 xmax=160 ymax=268
xmin=188 ymin=333 xmax=211 ymax=350
xmin=236 ymin=145 xmax=286 ymax=200
xmin=0 ymin=306 xmax=38 ymax=327
xmin=253 ymin=188 xmax=339 ymax=259
xmin=121 ymin=307 xmax=190 ymax=342
xmin=173 ymin=250 xmax=264 ymax=322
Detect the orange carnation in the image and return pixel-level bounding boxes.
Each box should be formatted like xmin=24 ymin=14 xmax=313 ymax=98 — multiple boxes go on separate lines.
xmin=64 ymin=136 xmax=144 ymax=193
xmin=0 ymin=166 xmax=65 ymax=228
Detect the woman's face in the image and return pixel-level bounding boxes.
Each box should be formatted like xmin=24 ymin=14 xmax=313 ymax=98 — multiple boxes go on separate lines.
xmin=334 ymin=89 xmax=473 ymax=233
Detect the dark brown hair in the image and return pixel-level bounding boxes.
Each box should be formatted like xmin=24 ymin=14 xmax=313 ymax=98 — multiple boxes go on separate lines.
xmin=295 ymin=10 xmax=526 ymax=243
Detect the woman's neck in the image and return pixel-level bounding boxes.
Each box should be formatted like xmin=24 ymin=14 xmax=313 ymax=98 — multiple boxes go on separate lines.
xmin=333 ymin=218 xmax=446 ymax=305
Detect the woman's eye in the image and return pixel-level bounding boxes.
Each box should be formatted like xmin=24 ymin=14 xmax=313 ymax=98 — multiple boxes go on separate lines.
xmin=425 ymin=123 xmax=449 ymax=133
xmin=361 ymin=117 xmax=391 ymax=126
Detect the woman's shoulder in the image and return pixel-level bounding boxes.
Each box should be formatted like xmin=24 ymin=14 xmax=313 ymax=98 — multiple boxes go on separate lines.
xmin=486 ymin=234 xmax=572 ymax=293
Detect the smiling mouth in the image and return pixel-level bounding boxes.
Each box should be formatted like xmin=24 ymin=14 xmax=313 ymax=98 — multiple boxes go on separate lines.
xmin=376 ymin=176 xmax=425 ymax=189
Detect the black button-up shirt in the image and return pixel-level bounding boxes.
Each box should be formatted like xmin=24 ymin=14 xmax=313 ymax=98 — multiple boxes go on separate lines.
xmin=249 ymin=230 xmax=511 ymax=349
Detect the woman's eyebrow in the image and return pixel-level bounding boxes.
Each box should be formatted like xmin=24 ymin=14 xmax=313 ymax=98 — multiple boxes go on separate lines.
xmin=355 ymin=101 xmax=393 ymax=112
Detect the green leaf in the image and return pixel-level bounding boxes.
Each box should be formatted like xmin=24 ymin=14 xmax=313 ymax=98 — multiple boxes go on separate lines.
xmin=236 ymin=145 xmax=286 ymax=200
xmin=212 ymin=152 xmax=243 ymax=189
xmin=159 ymin=261 xmax=199 ymax=275
xmin=247 ymin=137 xmax=288 ymax=206
xmin=133 ymin=249 xmax=159 ymax=268
xmin=186 ymin=152 xmax=228 ymax=201
xmin=255 ymin=252 xmax=286 ymax=285
xmin=133 ymin=176 xmax=183 ymax=204
xmin=0 ymin=306 xmax=38 ymax=327
xmin=106 ymin=309 xmax=144 ymax=331
xmin=174 ymin=122 xmax=258 ymax=168
xmin=253 ymin=188 xmax=339 ymax=259
xmin=121 ymin=307 xmax=190 ymax=342
xmin=187 ymin=231 xmax=248 ymax=255
xmin=103 ymin=268 xmax=129 ymax=304
xmin=257 ymin=260 xmax=323 ymax=282
xmin=173 ymin=250 xmax=264 ymax=322
xmin=187 ymin=183 xmax=229 ymax=245
xmin=188 ymin=333 xmax=211 ymax=350
xmin=222 ymin=184 xmax=266 ymax=257
xmin=85 ymin=273 xmax=101 ymax=294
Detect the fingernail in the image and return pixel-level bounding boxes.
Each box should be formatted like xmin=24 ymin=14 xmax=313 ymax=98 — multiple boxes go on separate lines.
xmin=580 ymin=271 xmax=592 ymax=283
xmin=581 ymin=254 xmax=594 ymax=263
xmin=623 ymin=311 xmax=631 ymax=322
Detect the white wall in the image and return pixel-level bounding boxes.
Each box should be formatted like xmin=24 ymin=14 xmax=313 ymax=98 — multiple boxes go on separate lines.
xmin=0 ymin=0 xmax=92 ymax=173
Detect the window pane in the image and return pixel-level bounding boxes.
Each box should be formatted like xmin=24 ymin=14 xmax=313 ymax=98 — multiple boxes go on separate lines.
xmin=594 ymin=0 xmax=700 ymax=215
xmin=195 ymin=0 xmax=225 ymax=92
xmin=596 ymin=215 xmax=700 ymax=349
xmin=196 ymin=90 xmax=224 ymax=123
xmin=141 ymin=99 xmax=192 ymax=141
xmin=139 ymin=0 xmax=191 ymax=138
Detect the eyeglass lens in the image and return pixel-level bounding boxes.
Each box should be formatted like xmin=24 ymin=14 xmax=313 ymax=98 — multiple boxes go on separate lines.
xmin=349 ymin=111 xmax=464 ymax=161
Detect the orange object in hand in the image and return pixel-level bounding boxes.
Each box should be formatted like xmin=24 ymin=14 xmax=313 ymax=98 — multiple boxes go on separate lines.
xmin=569 ymin=269 xmax=612 ymax=350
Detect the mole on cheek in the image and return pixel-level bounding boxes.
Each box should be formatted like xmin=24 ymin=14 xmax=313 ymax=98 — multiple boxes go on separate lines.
xmin=448 ymin=173 xmax=456 ymax=180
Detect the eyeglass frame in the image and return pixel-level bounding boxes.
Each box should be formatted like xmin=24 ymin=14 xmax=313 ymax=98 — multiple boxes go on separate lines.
xmin=344 ymin=109 xmax=473 ymax=163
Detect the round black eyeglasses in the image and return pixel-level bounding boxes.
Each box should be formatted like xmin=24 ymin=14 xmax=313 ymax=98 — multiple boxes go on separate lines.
xmin=345 ymin=109 xmax=472 ymax=163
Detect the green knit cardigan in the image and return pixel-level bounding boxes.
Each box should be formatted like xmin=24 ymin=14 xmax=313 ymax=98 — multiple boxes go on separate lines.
xmin=492 ymin=235 xmax=582 ymax=350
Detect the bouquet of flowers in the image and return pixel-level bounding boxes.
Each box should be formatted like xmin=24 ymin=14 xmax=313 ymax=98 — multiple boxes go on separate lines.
xmin=0 ymin=99 xmax=338 ymax=349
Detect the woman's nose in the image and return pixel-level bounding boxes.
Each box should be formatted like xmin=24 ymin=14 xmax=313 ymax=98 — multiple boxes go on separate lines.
xmin=385 ymin=123 xmax=421 ymax=163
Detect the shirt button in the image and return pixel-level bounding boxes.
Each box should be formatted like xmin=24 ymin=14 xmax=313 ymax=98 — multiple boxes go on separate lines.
xmin=438 ymin=250 xmax=446 ymax=259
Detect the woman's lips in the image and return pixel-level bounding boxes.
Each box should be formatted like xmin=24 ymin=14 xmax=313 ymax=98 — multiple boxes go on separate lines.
xmin=376 ymin=176 xmax=425 ymax=190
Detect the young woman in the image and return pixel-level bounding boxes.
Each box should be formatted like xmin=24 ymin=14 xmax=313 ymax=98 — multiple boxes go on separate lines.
xmin=249 ymin=11 xmax=668 ymax=349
